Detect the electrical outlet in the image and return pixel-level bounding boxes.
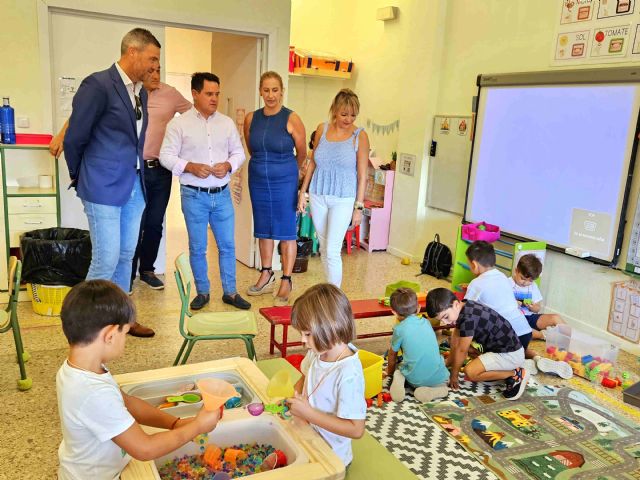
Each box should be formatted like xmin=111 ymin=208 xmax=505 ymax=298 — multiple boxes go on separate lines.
xmin=17 ymin=117 xmax=29 ymax=128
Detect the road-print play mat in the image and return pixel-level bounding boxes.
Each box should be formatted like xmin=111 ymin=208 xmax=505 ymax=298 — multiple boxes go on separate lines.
xmin=420 ymin=384 xmax=640 ymax=480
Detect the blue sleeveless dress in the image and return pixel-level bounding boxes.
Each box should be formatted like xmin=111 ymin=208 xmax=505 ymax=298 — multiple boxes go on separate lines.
xmin=248 ymin=107 xmax=298 ymax=240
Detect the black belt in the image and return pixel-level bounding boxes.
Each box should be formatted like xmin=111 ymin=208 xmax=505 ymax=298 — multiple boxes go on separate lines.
xmin=183 ymin=183 xmax=228 ymax=194
xmin=144 ymin=159 xmax=161 ymax=168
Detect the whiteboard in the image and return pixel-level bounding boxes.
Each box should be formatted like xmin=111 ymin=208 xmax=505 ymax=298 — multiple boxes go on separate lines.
xmin=427 ymin=115 xmax=472 ymax=215
xmin=465 ymin=68 xmax=640 ymax=264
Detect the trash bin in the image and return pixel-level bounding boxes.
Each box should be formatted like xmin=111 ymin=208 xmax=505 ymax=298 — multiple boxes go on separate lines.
xmin=278 ymin=237 xmax=313 ymax=273
xmin=20 ymin=228 xmax=91 ymax=316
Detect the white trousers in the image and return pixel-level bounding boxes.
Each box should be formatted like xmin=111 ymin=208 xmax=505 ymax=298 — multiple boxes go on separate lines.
xmin=309 ymin=194 xmax=355 ymax=287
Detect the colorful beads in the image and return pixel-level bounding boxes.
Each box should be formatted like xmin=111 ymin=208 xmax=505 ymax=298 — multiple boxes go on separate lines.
xmin=158 ymin=443 xmax=283 ymax=479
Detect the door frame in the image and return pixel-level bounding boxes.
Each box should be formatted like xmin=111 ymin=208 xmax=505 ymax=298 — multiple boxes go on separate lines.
xmin=37 ymin=3 xmax=272 ymax=134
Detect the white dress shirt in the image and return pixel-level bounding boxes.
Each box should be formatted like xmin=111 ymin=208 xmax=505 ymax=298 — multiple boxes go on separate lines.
xmin=115 ymin=62 xmax=143 ymax=169
xmin=159 ymin=107 xmax=246 ymax=188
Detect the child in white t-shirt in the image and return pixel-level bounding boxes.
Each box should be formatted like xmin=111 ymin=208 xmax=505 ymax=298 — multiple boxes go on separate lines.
xmin=464 ymin=241 xmax=533 ymax=353
xmin=57 ymin=280 xmax=221 ymax=480
xmin=287 ymin=283 xmax=367 ymax=467
xmin=509 ymin=254 xmax=572 ymax=378
xmin=510 ymin=254 xmax=564 ymax=339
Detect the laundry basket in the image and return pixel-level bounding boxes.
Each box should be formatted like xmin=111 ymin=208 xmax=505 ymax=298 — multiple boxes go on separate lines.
xmin=27 ymin=283 xmax=71 ymax=316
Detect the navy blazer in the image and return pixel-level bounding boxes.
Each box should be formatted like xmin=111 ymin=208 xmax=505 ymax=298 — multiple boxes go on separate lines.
xmin=64 ymin=64 xmax=147 ymax=206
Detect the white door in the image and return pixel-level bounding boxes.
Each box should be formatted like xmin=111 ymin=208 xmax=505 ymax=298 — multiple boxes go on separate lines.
xmin=211 ymin=32 xmax=262 ymax=267
xmin=50 ymin=11 xmax=165 ymax=268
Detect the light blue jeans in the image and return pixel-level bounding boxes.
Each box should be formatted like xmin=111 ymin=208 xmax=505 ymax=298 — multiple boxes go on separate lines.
xmin=82 ymin=175 xmax=146 ymax=292
xmin=180 ymin=185 xmax=237 ymax=296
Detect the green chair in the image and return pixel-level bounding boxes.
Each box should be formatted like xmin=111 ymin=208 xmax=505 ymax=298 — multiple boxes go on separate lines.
xmin=173 ymin=253 xmax=258 ymax=365
xmin=1 ymin=257 xmax=32 ymax=390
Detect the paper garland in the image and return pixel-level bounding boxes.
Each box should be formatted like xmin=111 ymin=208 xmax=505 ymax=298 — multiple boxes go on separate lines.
xmin=366 ymin=119 xmax=400 ymax=136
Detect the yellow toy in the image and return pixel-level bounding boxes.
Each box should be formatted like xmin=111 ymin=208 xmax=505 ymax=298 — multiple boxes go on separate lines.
xmin=224 ymin=448 xmax=248 ymax=468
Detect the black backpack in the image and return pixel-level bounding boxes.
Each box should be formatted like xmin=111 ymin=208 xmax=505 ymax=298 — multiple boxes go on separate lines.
xmin=419 ymin=234 xmax=452 ymax=279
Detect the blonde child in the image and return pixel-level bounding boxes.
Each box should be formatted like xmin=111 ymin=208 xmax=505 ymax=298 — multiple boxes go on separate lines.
xmin=386 ymin=287 xmax=448 ymax=403
xmin=57 ymin=280 xmax=221 ymax=479
xmin=287 ymin=283 xmax=366 ymax=467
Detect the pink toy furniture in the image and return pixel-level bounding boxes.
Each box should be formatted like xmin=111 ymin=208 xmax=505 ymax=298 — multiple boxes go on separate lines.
xmin=360 ymin=169 xmax=395 ymax=252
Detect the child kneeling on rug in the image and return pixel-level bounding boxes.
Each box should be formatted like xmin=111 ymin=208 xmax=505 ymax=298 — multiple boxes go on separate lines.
xmin=57 ymin=280 xmax=221 ymax=480
xmin=385 ymin=287 xmax=449 ymax=403
xmin=287 ymin=283 xmax=367 ymax=468
xmin=426 ymin=288 xmax=530 ymax=401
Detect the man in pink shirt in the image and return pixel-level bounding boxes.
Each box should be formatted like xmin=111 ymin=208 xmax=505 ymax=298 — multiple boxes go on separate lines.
xmin=49 ymin=68 xmax=190 ymax=338
xmin=131 ymin=67 xmax=191 ymax=292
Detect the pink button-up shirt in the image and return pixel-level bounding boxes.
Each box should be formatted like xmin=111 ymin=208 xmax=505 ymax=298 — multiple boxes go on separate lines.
xmin=143 ymin=82 xmax=191 ymax=160
xmin=159 ymin=107 xmax=246 ymax=188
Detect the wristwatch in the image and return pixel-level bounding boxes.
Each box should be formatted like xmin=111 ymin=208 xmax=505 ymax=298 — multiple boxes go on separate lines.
xmin=354 ymin=201 xmax=364 ymax=211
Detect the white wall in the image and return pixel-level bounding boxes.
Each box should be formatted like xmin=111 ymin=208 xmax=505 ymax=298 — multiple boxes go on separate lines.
xmin=166 ymin=27 xmax=212 ymax=74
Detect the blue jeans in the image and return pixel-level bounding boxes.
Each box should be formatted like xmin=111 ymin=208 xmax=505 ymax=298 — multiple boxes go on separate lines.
xmin=180 ymin=185 xmax=236 ymax=296
xmin=82 ymin=175 xmax=146 ymax=292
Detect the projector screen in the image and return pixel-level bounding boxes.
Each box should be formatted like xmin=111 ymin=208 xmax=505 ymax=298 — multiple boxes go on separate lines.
xmin=465 ymin=69 xmax=640 ymax=264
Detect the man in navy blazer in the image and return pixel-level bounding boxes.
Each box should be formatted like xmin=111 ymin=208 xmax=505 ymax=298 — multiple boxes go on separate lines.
xmin=64 ymin=28 xmax=160 ymax=337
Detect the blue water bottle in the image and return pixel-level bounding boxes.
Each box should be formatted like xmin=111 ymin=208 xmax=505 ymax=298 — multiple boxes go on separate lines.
xmin=1 ymin=97 xmax=16 ymax=144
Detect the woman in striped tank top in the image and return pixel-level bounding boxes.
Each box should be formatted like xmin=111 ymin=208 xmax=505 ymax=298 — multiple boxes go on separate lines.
xmin=298 ymin=89 xmax=370 ymax=287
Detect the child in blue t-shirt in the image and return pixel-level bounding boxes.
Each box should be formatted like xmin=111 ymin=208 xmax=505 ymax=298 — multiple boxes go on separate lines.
xmin=386 ymin=288 xmax=449 ymax=403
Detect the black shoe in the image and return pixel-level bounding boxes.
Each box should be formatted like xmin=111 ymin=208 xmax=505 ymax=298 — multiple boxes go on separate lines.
xmin=222 ymin=293 xmax=251 ymax=310
xmin=140 ymin=271 xmax=165 ymax=290
xmin=190 ymin=294 xmax=210 ymax=310
xmin=502 ymin=367 xmax=530 ymax=401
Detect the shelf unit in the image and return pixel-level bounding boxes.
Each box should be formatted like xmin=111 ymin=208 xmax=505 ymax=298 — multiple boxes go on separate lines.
xmin=0 ymin=144 xmax=61 ymax=291
xmin=359 ymin=168 xmax=394 ymax=252
xmin=290 ymin=67 xmax=352 ymax=80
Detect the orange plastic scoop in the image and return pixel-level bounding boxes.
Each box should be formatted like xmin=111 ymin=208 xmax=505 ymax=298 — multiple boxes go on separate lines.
xmin=196 ymin=378 xmax=241 ymax=411
xmin=266 ymin=369 xmax=294 ymax=399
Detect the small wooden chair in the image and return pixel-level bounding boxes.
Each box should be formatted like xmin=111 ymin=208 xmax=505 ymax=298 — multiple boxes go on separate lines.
xmin=0 ymin=257 xmax=32 ymax=390
xmin=173 ymin=253 xmax=258 ymax=365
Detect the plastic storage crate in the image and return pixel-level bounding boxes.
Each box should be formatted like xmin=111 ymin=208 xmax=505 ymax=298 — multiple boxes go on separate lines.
xmin=545 ymin=324 xmax=619 ymax=380
xmin=358 ymin=349 xmax=383 ymax=399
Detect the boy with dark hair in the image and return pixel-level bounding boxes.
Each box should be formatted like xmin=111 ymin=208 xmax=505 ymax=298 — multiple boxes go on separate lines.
xmin=464 ymin=241 xmax=533 ymax=351
xmin=57 ymin=280 xmax=221 ymax=480
xmin=426 ymin=287 xmax=529 ymax=400
xmin=386 ymin=288 xmax=449 ymax=403
xmin=511 ymin=254 xmax=571 ymax=378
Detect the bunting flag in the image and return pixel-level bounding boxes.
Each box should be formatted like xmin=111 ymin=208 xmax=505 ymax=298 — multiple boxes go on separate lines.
xmin=366 ymin=118 xmax=400 ymax=136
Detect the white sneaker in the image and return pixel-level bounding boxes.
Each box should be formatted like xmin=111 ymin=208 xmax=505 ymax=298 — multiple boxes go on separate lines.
xmin=536 ymin=356 xmax=573 ymax=379
xmin=524 ymin=358 xmax=538 ymax=375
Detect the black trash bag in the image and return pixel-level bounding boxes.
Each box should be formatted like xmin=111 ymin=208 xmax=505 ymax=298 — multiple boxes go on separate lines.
xmin=278 ymin=237 xmax=314 ymax=258
xmin=296 ymin=237 xmax=313 ymax=258
xmin=20 ymin=228 xmax=92 ymax=286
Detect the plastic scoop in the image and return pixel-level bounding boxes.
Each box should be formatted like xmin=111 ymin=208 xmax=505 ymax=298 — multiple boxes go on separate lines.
xmin=197 ymin=378 xmax=241 ymax=411
xmin=266 ymin=369 xmax=294 ymax=399
xmin=166 ymin=393 xmax=202 ymax=403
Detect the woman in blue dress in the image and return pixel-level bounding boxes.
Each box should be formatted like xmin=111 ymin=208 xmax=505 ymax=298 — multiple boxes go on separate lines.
xmin=244 ymin=71 xmax=307 ymax=304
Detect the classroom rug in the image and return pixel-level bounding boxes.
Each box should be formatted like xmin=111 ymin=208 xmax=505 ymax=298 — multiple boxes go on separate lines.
xmin=366 ymin=373 xmax=502 ymax=480
xmin=420 ymin=384 xmax=640 ymax=480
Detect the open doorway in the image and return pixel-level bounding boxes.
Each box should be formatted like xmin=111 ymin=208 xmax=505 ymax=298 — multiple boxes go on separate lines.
xmin=164 ymin=28 xmax=262 ymax=270
xmin=49 ymin=14 xmax=265 ymax=276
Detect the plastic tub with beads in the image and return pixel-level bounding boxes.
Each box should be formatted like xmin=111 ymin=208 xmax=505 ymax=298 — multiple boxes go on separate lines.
xmin=116 ymin=357 xmax=345 ymax=480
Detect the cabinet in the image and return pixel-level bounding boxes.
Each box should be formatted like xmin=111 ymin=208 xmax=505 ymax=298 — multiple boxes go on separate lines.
xmin=0 ymin=144 xmax=61 ymax=289
xmin=359 ymin=169 xmax=394 ymax=252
